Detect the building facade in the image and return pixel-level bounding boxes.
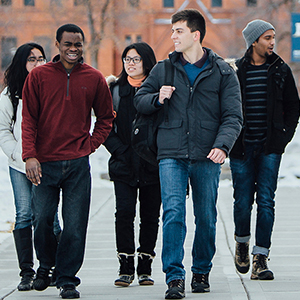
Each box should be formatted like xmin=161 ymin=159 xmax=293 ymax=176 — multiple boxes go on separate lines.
xmin=0 ymin=0 xmax=299 ymax=86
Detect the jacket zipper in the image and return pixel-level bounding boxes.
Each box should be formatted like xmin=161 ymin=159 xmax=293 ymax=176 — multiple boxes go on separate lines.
xmin=67 ymin=72 xmax=70 ymax=97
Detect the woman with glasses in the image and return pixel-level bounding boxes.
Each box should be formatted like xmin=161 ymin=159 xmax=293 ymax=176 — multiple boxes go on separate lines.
xmin=104 ymin=42 xmax=161 ymax=287
xmin=0 ymin=43 xmax=61 ymax=291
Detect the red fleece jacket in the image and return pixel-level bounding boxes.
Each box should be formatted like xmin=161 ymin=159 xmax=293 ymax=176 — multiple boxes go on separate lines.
xmin=22 ymin=57 xmax=114 ymax=163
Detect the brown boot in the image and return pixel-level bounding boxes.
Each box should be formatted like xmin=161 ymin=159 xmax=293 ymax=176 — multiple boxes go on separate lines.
xmin=251 ymin=254 xmax=274 ymax=280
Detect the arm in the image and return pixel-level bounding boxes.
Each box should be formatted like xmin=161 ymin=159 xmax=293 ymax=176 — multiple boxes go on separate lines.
xmin=0 ymin=88 xmax=17 ymax=159
xmin=90 ymin=75 xmax=114 ymax=153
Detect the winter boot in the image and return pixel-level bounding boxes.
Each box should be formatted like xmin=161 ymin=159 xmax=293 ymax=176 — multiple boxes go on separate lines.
xmin=251 ymin=254 xmax=274 ymax=280
xmin=114 ymin=253 xmax=135 ymax=287
xmin=137 ymin=253 xmax=154 ymax=285
xmin=13 ymin=227 xmax=35 ymax=291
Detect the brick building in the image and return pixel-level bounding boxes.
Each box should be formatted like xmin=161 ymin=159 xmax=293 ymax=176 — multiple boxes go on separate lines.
xmin=1 ymin=0 xmax=300 ymax=87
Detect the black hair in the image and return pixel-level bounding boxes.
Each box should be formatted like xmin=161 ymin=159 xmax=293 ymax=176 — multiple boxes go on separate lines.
xmin=244 ymin=37 xmax=259 ymax=61
xmin=56 ymin=24 xmax=85 ymax=43
xmin=171 ymin=9 xmax=206 ymax=44
xmin=3 ymin=42 xmax=46 ymax=122
xmin=118 ymin=42 xmax=157 ymax=85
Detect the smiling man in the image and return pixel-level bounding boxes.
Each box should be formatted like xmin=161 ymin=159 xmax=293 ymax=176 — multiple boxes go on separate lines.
xmin=134 ymin=9 xmax=242 ymax=299
xmin=22 ymin=24 xmax=114 ymax=298
xmin=230 ymin=20 xmax=299 ymax=281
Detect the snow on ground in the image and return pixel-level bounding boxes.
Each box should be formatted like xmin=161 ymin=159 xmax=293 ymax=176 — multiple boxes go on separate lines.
xmin=1 ymin=127 xmax=300 ymax=244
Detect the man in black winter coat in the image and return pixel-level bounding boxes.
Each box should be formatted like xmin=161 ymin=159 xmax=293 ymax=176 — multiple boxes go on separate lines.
xmin=230 ymin=19 xmax=300 ymax=281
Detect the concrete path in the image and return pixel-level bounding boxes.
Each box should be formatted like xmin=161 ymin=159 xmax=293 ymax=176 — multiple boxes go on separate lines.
xmin=0 ymin=179 xmax=299 ymax=300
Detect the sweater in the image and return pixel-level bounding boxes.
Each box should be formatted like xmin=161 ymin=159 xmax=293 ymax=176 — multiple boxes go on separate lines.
xmin=22 ymin=55 xmax=114 ymax=163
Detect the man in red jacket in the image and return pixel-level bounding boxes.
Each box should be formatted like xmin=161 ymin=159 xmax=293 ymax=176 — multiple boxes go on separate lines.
xmin=22 ymin=24 xmax=114 ymax=299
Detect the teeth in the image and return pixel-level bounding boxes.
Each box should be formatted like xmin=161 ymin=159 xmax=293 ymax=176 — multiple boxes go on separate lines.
xmin=68 ymin=54 xmax=77 ymax=58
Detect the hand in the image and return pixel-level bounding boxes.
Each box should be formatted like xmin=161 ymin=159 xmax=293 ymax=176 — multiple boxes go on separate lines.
xmin=159 ymin=85 xmax=176 ymax=104
xmin=25 ymin=158 xmax=42 ymax=186
xmin=207 ymin=148 xmax=226 ymax=164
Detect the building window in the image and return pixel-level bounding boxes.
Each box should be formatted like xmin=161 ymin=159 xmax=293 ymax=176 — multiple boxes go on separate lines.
xmin=74 ymin=0 xmax=83 ymax=5
xmin=125 ymin=35 xmax=132 ymax=46
xmin=212 ymin=0 xmax=222 ymax=7
xmin=24 ymin=0 xmax=35 ymax=6
xmin=1 ymin=0 xmax=12 ymax=5
xmin=128 ymin=0 xmax=139 ymax=7
xmin=163 ymin=0 xmax=174 ymax=8
xmin=136 ymin=35 xmax=142 ymax=43
xmin=34 ymin=36 xmax=52 ymax=62
xmin=1 ymin=37 xmax=17 ymax=70
xmin=247 ymin=0 xmax=257 ymax=6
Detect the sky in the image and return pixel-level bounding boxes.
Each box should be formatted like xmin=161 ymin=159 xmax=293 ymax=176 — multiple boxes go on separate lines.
xmin=0 ymin=126 xmax=300 ymax=244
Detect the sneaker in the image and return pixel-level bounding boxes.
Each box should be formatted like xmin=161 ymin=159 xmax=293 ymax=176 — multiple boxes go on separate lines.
xmin=17 ymin=274 xmax=34 ymax=291
xmin=251 ymin=254 xmax=274 ymax=280
xmin=191 ymin=273 xmax=210 ymax=293
xmin=138 ymin=274 xmax=154 ymax=285
xmin=49 ymin=267 xmax=57 ymax=287
xmin=235 ymin=241 xmax=250 ymax=274
xmin=33 ymin=267 xmax=51 ymax=291
xmin=165 ymin=279 xmax=185 ymax=299
xmin=60 ymin=284 xmax=80 ymax=299
xmin=114 ymin=274 xmax=134 ymax=287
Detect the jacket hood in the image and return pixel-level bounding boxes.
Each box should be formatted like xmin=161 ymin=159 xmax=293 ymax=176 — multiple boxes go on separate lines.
xmin=106 ymin=74 xmax=117 ymax=87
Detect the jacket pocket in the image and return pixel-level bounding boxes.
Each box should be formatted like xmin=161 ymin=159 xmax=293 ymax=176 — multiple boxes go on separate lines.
xmin=157 ymin=119 xmax=182 ymax=150
xmin=197 ymin=120 xmax=219 ymax=150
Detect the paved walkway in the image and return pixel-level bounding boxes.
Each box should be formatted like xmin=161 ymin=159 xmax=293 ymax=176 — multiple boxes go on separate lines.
xmin=0 ymin=178 xmax=300 ymax=300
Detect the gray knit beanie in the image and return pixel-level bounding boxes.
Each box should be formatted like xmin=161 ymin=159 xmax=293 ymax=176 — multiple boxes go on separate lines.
xmin=242 ymin=19 xmax=275 ymax=49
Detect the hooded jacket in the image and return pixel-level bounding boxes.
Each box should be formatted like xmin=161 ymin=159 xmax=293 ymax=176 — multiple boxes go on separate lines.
xmin=0 ymin=87 xmax=24 ymax=173
xmin=22 ymin=55 xmax=114 ymax=163
xmin=230 ymin=52 xmax=300 ymax=159
xmin=103 ymin=77 xmax=159 ymax=186
xmin=134 ymin=49 xmax=243 ymax=161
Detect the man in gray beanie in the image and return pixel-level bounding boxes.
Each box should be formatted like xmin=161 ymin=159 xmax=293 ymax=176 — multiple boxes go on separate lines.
xmin=229 ymin=20 xmax=300 ymax=280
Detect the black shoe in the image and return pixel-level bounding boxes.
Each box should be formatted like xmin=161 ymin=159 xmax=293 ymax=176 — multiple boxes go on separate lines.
xmin=165 ymin=279 xmax=185 ymax=299
xmin=251 ymin=254 xmax=274 ymax=280
xmin=191 ymin=273 xmax=210 ymax=293
xmin=33 ymin=267 xmax=51 ymax=291
xmin=235 ymin=241 xmax=250 ymax=274
xmin=60 ymin=284 xmax=80 ymax=299
xmin=17 ymin=274 xmax=34 ymax=291
xmin=49 ymin=267 xmax=57 ymax=287
xmin=137 ymin=253 xmax=155 ymax=285
xmin=114 ymin=253 xmax=135 ymax=287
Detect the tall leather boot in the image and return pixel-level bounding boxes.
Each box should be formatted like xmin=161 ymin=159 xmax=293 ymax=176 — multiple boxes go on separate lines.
xmin=13 ymin=226 xmax=35 ymax=291
xmin=114 ymin=253 xmax=135 ymax=287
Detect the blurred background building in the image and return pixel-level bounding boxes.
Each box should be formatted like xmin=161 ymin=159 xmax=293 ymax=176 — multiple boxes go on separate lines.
xmin=1 ymin=0 xmax=300 ymax=87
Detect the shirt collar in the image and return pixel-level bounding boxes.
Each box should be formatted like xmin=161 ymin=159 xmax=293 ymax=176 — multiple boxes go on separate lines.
xmin=179 ymin=48 xmax=208 ymax=68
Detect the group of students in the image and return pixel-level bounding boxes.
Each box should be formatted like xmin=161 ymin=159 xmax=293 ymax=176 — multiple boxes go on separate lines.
xmin=0 ymin=8 xmax=299 ymax=300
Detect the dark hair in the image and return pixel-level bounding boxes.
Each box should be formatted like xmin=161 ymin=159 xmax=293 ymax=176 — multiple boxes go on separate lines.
xmin=244 ymin=37 xmax=259 ymax=61
xmin=3 ymin=42 xmax=46 ymax=122
xmin=171 ymin=9 xmax=206 ymax=44
xmin=56 ymin=24 xmax=85 ymax=43
xmin=118 ymin=42 xmax=157 ymax=85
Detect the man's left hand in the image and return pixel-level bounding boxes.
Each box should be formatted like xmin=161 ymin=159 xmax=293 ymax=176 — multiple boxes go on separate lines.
xmin=207 ymin=148 xmax=226 ymax=164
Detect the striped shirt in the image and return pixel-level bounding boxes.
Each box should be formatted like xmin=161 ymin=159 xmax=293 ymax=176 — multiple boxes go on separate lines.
xmin=244 ymin=63 xmax=269 ymax=143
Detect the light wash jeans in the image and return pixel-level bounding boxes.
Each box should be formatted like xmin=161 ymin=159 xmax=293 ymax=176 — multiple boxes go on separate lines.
xmin=9 ymin=167 xmax=61 ymax=235
xmin=230 ymin=143 xmax=281 ymax=256
xmin=159 ymin=158 xmax=221 ymax=284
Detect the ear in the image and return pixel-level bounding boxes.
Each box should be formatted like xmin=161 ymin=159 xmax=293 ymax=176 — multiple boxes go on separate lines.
xmin=55 ymin=40 xmax=59 ymax=49
xmin=194 ymin=31 xmax=201 ymax=42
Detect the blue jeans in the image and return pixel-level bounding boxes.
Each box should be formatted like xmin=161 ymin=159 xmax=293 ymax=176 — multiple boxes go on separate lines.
xmin=159 ymin=158 xmax=221 ymax=284
xmin=32 ymin=156 xmax=91 ymax=287
xmin=230 ymin=143 xmax=281 ymax=256
xmin=9 ymin=167 xmax=61 ymax=235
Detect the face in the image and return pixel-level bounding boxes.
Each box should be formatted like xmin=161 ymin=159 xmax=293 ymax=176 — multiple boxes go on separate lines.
xmin=171 ymin=21 xmax=199 ymax=54
xmin=124 ymin=49 xmax=144 ymax=79
xmin=252 ymin=29 xmax=275 ymax=59
xmin=26 ymin=48 xmax=46 ymax=73
xmin=56 ymin=31 xmax=83 ymax=69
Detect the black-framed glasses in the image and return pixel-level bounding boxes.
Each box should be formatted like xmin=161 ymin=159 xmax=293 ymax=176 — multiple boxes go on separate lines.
xmin=27 ymin=57 xmax=46 ymax=64
xmin=123 ymin=56 xmax=142 ymax=64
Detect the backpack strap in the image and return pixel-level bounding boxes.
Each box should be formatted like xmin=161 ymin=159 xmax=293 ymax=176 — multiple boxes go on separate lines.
xmin=163 ymin=59 xmax=174 ymax=124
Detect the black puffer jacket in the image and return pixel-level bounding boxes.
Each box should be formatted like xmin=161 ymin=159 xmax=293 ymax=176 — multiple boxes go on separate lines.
xmin=134 ymin=49 xmax=243 ymax=161
xmin=103 ymin=79 xmax=159 ymax=186
xmin=230 ymin=53 xmax=300 ymax=159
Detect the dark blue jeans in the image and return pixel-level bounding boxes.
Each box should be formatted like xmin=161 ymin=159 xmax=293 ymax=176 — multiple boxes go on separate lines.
xmin=32 ymin=156 xmax=91 ymax=287
xmin=114 ymin=181 xmax=161 ymax=256
xmin=230 ymin=143 xmax=281 ymax=256
xmin=159 ymin=158 xmax=221 ymax=283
